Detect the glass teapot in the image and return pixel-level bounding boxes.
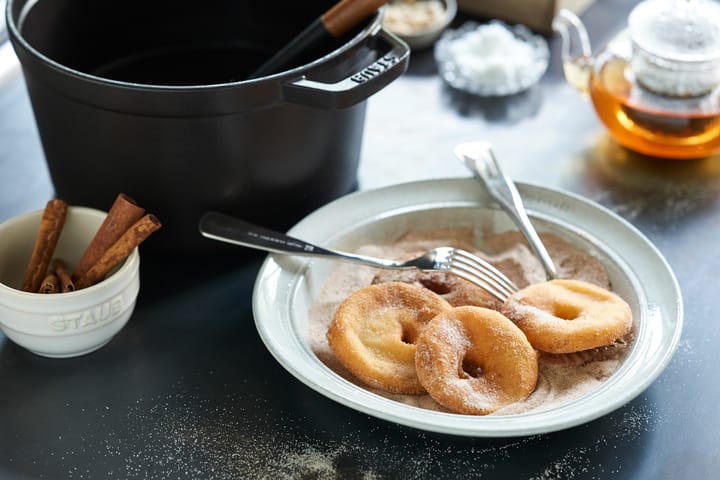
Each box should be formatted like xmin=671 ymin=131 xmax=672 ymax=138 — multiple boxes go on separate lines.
xmin=553 ymin=0 xmax=720 ymax=160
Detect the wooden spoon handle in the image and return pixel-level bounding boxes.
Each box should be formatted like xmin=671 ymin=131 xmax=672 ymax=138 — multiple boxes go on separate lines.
xmin=322 ymin=0 xmax=389 ymax=37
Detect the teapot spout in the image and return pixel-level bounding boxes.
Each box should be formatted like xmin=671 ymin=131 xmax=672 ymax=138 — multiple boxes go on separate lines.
xmin=552 ymin=9 xmax=593 ymax=95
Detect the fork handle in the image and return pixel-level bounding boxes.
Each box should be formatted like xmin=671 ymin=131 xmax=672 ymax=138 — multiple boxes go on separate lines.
xmin=460 ymin=142 xmax=558 ymax=280
xmin=198 ymin=212 xmax=336 ymax=255
xmin=198 ymin=212 xmax=396 ymax=267
xmin=482 ymin=156 xmax=558 ymax=280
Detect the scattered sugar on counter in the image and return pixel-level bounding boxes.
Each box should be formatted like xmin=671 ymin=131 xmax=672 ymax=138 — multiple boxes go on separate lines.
xmin=449 ymin=23 xmax=536 ymax=90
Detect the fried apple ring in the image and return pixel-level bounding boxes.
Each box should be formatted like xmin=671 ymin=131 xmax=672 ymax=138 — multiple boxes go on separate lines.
xmin=415 ymin=306 xmax=538 ymax=415
xmin=501 ymin=279 xmax=633 ymax=354
xmin=327 ymin=282 xmax=451 ymax=394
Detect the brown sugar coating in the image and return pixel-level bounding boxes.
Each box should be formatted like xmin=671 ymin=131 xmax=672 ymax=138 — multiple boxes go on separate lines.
xmin=327 ymin=282 xmax=451 ymax=394
xmin=502 ymin=279 xmax=633 ymax=353
xmin=415 ymin=306 xmax=538 ymax=415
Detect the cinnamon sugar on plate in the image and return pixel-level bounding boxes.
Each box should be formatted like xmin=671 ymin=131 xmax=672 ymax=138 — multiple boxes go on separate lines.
xmin=308 ymin=228 xmax=632 ymax=416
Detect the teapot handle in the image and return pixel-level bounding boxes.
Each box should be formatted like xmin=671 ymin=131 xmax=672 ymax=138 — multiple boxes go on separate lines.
xmin=552 ymin=9 xmax=592 ymax=62
xmin=553 ymin=9 xmax=593 ymax=94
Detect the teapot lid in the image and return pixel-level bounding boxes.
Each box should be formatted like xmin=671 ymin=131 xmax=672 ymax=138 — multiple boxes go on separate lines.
xmin=629 ymin=0 xmax=720 ymax=63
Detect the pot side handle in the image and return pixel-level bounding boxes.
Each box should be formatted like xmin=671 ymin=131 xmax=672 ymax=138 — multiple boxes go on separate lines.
xmin=281 ymin=28 xmax=409 ymax=109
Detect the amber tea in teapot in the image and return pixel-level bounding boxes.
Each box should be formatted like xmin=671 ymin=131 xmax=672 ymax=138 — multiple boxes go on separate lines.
xmin=554 ymin=0 xmax=720 ymax=160
xmin=590 ymin=44 xmax=720 ymax=159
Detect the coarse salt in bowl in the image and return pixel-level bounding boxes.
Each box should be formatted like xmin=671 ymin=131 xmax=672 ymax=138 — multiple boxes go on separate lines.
xmin=434 ymin=20 xmax=550 ymax=96
xmin=0 ymin=207 xmax=140 ymax=358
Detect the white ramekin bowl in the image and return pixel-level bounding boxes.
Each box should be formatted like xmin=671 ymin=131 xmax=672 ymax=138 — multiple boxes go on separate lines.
xmin=0 ymin=206 xmax=140 ymax=358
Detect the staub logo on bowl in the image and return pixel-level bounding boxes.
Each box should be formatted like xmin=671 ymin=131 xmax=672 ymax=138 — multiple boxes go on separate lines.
xmin=48 ymin=295 xmax=124 ymax=332
xmin=350 ymin=54 xmax=400 ymax=84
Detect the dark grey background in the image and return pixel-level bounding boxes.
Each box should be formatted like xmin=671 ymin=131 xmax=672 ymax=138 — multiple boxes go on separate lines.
xmin=1 ymin=1 xmax=718 ymax=478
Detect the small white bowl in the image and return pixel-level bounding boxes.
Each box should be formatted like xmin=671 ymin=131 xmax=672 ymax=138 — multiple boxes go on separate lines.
xmin=434 ymin=20 xmax=550 ymax=96
xmin=384 ymin=0 xmax=457 ymax=50
xmin=0 ymin=206 xmax=140 ymax=358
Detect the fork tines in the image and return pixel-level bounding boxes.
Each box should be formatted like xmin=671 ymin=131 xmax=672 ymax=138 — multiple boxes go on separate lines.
xmin=448 ymin=249 xmax=518 ymax=302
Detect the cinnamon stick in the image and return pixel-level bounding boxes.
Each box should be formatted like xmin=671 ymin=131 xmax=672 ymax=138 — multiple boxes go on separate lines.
xmin=21 ymin=199 xmax=68 ymax=293
xmin=75 ymin=214 xmax=161 ymax=289
xmin=52 ymin=258 xmax=75 ymax=293
xmin=38 ymin=273 xmax=60 ymax=294
xmin=72 ymin=193 xmax=145 ymax=282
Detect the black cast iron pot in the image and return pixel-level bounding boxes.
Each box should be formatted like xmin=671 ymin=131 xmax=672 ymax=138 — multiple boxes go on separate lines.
xmin=6 ymin=0 xmax=409 ymax=253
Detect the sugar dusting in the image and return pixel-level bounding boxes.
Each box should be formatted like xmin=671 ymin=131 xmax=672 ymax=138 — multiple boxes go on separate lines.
xmin=308 ymin=228 xmax=633 ymax=415
xmin=101 ymin=390 xmax=387 ymax=479
xmin=528 ymin=402 xmax=660 ymax=479
xmin=97 ymin=390 xmax=657 ymax=479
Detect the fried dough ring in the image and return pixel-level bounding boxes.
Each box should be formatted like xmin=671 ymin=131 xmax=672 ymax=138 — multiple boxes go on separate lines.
xmin=501 ymin=279 xmax=633 ymax=354
xmin=327 ymin=282 xmax=451 ymax=394
xmin=415 ymin=306 xmax=538 ymax=415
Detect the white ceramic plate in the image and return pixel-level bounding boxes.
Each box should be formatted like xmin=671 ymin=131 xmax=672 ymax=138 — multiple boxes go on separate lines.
xmin=252 ymin=178 xmax=682 ymax=437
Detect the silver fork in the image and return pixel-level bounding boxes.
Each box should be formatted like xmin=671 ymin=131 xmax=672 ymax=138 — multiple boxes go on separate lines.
xmin=198 ymin=211 xmax=519 ymax=302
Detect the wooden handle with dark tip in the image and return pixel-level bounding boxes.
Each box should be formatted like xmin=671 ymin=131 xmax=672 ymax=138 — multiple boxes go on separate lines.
xmin=249 ymin=0 xmax=389 ymax=78
xmin=322 ymin=0 xmax=390 ymax=37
